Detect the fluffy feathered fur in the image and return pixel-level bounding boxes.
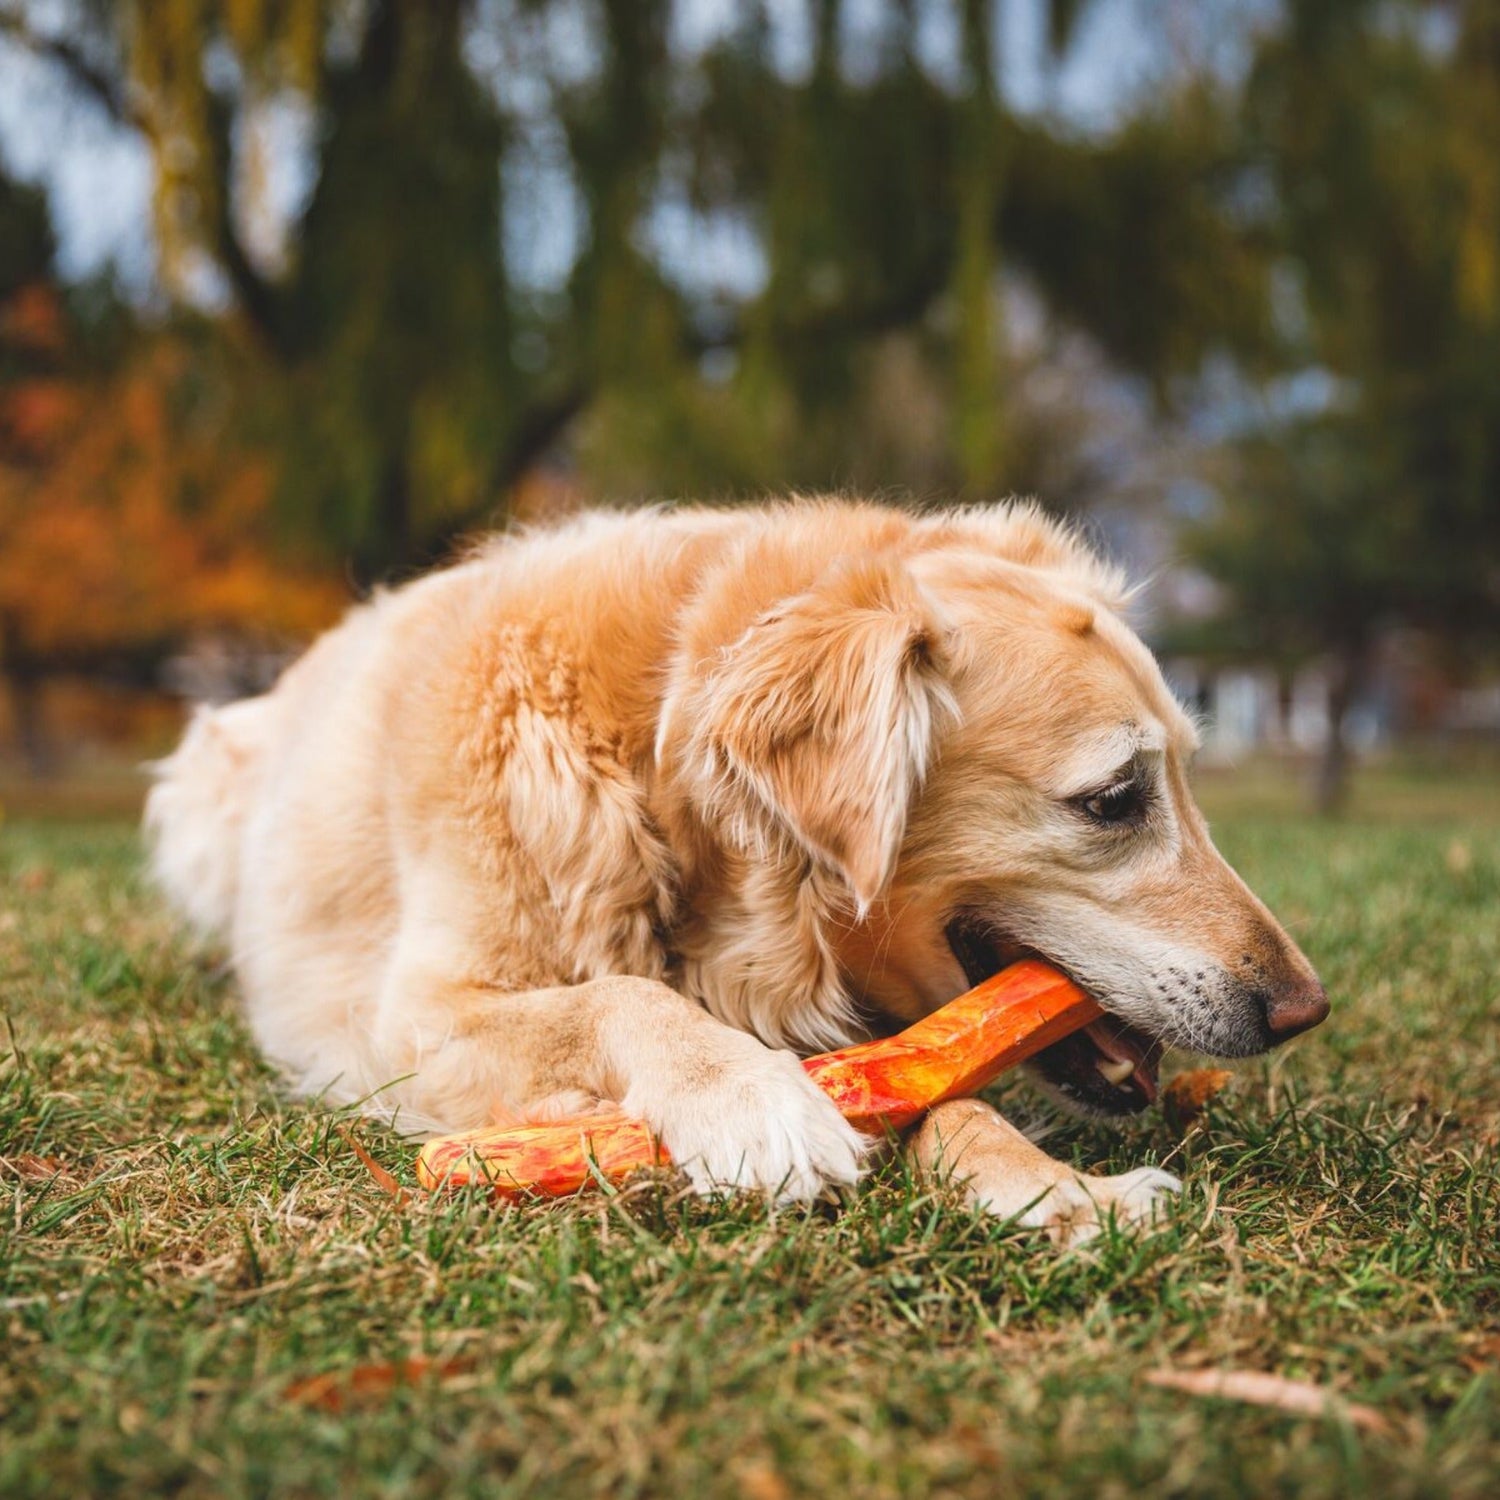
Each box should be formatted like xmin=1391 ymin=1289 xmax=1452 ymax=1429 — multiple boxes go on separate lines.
xmin=147 ymin=498 xmax=1323 ymax=1240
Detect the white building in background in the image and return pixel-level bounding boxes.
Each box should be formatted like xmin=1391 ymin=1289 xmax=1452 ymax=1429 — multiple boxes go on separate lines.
xmin=1163 ymin=658 xmax=1395 ymax=763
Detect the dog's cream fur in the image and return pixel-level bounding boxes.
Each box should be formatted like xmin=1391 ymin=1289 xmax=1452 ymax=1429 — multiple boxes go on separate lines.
xmin=147 ymin=499 xmax=1323 ymax=1243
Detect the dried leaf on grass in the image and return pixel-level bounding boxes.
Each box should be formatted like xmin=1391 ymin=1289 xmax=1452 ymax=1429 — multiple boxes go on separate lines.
xmin=1459 ymin=1333 xmax=1500 ymax=1374
xmin=1146 ymin=1368 xmax=1390 ymax=1434
xmin=1162 ymin=1068 xmax=1234 ymax=1127
xmin=734 ymin=1460 xmax=791 ymax=1500
xmin=285 ymin=1356 xmax=475 ymax=1413
xmin=338 ymin=1127 xmax=411 ymax=1208
xmin=3 ymin=1154 xmax=73 ymax=1181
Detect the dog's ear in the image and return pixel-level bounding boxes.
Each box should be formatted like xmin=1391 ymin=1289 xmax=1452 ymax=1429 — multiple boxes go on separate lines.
xmin=688 ymin=554 xmax=950 ymax=911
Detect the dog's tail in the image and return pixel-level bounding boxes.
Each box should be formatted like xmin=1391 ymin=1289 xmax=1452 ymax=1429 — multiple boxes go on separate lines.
xmin=144 ymin=697 xmax=274 ymax=940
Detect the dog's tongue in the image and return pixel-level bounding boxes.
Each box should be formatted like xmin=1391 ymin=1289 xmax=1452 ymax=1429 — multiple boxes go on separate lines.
xmin=1084 ymin=1018 xmax=1161 ymax=1103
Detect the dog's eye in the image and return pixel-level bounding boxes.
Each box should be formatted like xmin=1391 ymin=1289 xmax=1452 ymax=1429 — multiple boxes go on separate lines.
xmin=1075 ymin=779 xmax=1149 ymax=826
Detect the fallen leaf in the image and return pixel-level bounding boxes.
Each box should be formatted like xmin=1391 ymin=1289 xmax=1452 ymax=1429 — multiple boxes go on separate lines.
xmin=1145 ymin=1369 xmax=1390 ymax=1434
xmin=285 ymin=1356 xmax=474 ymax=1413
xmin=3 ymin=1154 xmax=71 ymax=1181
xmin=735 ymin=1461 xmax=790 ymax=1500
xmin=946 ymin=1421 xmax=1007 ymax=1470
xmin=16 ymin=866 xmax=54 ymax=894
xmin=1162 ymin=1068 xmax=1234 ymax=1127
xmin=1459 ymin=1333 xmax=1500 ymax=1374
xmin=338 ymin=1127 xmax=411 ymax=1208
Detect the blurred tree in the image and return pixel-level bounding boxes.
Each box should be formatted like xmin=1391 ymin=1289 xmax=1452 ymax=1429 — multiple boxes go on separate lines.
xmin=1182 ymin=0 xmax=1500 ymax=810
xmin=0 ymin=165 xmax=63 ymax=768
xmin=0 ymin=172 xmax=342 ymax=769
xmin=2 ymin=0 xmax=1271 ymax=578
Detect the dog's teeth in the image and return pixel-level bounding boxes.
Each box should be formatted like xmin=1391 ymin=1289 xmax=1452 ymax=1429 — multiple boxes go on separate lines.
xmin=1096 ymin=1057 xmax=1135 ymax=1085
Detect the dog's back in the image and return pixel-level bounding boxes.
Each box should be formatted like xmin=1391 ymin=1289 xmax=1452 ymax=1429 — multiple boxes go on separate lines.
xmin=145 ymin=694 xmax=278 ymax=940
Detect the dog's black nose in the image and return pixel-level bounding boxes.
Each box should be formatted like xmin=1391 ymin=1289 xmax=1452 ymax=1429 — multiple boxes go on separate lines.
xmin=1264 ymin=979 xmax=1330 ymax=1040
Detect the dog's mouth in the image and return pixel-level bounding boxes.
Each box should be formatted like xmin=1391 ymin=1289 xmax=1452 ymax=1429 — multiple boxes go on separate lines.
xmin=945 ymin=914 xmax=1165 ymax=1117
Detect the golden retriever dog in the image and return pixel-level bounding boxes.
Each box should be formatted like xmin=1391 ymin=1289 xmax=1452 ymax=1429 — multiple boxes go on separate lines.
xmin=145 ymin=499 xmax=1327 ymax=1244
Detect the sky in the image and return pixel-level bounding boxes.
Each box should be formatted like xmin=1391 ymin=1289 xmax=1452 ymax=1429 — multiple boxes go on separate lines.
xmin=0 ymin=32 xmax=155 ymax=291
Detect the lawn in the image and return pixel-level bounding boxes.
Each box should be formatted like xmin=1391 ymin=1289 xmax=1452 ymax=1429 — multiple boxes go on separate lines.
xmin=1 ymin=769 xmax=1497 ymax=1497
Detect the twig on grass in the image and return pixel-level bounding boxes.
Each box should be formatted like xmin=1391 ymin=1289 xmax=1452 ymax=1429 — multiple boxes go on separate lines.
xmin=337 ymin=1125 xmax=411 ymax=1209
xmin=1145 ymin=1368 xmax=1391 ymax=1434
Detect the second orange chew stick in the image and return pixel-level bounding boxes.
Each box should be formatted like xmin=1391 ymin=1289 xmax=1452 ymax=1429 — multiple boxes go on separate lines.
xmin=416 ymin=959 xmax=1102 ymax=1199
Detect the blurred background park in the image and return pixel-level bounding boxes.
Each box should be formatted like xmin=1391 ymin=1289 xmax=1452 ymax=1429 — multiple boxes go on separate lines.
xmin=0 ymin=0 xmax=1497 ymax=821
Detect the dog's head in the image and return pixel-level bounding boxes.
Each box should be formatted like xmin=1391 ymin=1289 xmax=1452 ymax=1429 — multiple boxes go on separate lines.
xmin=677 ymin=505 xmax=1326 ymax=1113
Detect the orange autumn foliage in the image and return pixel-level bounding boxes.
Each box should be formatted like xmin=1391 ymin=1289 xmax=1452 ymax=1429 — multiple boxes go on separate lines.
xmin=1 ymin=378 xmax=78 ymax=457
xmin=0 ymin=300 xmax=344 ymax=671
xmin=0 ymin=283 xmax=67 ymax=359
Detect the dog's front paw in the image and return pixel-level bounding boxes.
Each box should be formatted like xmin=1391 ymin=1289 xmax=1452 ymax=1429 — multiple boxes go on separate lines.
xmin=1016 ymin=1165 xmax=1181 ymax=1248
xmin=628 ymin=1041 xmax=866 ymax=1202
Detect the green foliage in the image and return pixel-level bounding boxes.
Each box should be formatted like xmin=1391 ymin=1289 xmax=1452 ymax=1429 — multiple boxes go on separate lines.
xmin=276 ymin=1 xmax=514 ymax=577
xmin=1002 ymin=97 xmax=1273 ymax=388
xmin=10 ymin=0 xmax=1494 ymax=704
xmin=8 ymin=0 xmax=1293 ymax=576
xmin=1168 ymin=0 xmax=1500 ymax=811
xmin=1189 ymin=0 xmax=1500 ymax=656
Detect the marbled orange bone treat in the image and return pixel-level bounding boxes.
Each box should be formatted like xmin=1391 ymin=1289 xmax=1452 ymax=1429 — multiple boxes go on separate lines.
xmin=416 ymin=958 xmax=1102 ymax=1200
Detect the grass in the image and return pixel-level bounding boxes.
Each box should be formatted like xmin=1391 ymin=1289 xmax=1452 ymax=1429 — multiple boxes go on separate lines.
xmin=1 ymin=769 xmax=1498 ymax=1497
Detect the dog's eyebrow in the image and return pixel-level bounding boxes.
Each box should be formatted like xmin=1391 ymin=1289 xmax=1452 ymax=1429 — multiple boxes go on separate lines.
xmin=1058 ymin=725 xmax=1163 ymax=796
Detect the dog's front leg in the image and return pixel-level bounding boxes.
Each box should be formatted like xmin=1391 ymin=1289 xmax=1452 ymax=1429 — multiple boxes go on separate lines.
xmin=383 ymin=975 xmax=866 ymax=1202
xmin=908 ymin=1098 xmax=1179 ymax=1247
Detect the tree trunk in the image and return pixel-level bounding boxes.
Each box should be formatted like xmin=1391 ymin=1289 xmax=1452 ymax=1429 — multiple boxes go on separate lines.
xmin=1314 ymin=642 xmax=1367 ymax=816
xmin=6 ymin=662 xmax=58 ymax=778
xmin=353 ymin=446 xmax=413 ymax=587
xmin=1275 ymin=670 xmax=1295 ymax=749
xmin=952 ymin=0 xmax=1003 ymax=491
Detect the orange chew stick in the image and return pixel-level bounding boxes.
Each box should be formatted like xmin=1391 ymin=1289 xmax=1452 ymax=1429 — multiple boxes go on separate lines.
xmin=416 ymin=958 xmax=1101 ymax=1200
